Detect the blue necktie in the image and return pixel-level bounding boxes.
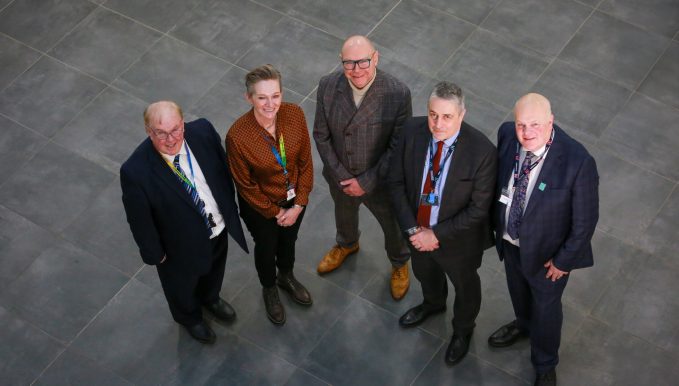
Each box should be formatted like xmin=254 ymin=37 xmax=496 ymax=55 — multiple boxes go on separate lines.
xmin=507 ymin=151 xmax=534 ymax=240
xmin=174 ymin=155 xmax=210 ymax=229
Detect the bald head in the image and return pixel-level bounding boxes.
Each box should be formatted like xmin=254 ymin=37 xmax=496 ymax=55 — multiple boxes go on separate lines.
xmin=341 ymin=35 xmax=375 ymax=57
xmin=144 ymin=100 xmax=183 ymax=131
xmin=513 ymin=93 xmax=554 ymax=152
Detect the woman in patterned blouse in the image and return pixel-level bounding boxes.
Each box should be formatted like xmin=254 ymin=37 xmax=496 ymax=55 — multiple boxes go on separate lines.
xmin=226 ymin=64 xmax=314 ymax=325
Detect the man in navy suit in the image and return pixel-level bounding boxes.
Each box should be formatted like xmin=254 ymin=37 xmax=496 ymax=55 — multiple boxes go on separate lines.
xmin=121 ymin=101 xmax=248 ymax=344
xmin=488 ymin=93 xmax=599 ymax=386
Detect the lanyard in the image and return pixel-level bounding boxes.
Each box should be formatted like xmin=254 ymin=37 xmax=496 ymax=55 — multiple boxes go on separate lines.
xmin=163 ymin=142 xmax=197 ymax=189
xmin=260 ymin=130 xmax=291 ymax=187
xmin=427 ymin=138 xmax=457 ymax=193
xmin=512 ymin=130 xmax=554 ymax=188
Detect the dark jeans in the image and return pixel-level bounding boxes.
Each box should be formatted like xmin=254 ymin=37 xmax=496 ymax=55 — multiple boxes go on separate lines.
xmin=157 ymin=230 xmax=229 ymax=326
xmin=238 ymin=195 xmax=305 ymax=288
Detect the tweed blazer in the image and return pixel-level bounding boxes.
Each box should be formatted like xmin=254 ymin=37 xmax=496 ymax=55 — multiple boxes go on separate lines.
xmin=313 ymin=68 xmax=411 ymax=193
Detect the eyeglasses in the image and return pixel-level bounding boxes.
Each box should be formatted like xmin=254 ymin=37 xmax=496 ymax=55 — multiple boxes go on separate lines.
xmin=149 ymin=126 xmax=184 ymax=141
xmin=341 ymin=52 xmax=375 ymax=70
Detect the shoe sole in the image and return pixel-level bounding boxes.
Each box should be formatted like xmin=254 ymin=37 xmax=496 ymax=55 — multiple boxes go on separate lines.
xmin=276 ymin=281 xmax=313 ymax=306
xmin=266 ymin=312 xmax=286 ymax=325
xmin=317 ymin=246 xmax=359 ymax=274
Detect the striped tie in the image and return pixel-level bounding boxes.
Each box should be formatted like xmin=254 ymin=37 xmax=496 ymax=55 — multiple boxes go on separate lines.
xmin=506 ymin=151 xmax=534 ymax=240
xmin=174 ymin=155 xmax=210 ymax=229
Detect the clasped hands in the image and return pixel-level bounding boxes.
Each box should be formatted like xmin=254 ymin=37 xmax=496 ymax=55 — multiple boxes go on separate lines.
xmin=409 ymin=227 xmax=439 ymax=252
xmin=276 ymin=206 xmax=303 ymax=227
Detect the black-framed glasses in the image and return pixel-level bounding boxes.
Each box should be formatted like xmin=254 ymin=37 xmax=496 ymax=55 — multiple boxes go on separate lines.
xmin=149 ymin=126 xmax=184 ymax=141
xmin=341 ymin=52 xmax=375 ymax=70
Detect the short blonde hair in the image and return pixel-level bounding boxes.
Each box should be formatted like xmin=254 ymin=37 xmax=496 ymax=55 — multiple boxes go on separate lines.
xmin=245 ymin=64 xmax=282 ymax=96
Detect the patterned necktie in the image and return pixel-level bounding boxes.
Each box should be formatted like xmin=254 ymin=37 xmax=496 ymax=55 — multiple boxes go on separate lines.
xmin=174 ymin=155 xmax=211 ymax=229
xmin=417 ymin=141 xmax=444 ymax=227
xmin=506 ymin=151 xmax=535 ymax=240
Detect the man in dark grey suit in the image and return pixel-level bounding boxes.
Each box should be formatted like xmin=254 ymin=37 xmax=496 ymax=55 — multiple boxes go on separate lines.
xmin=388 ymin=82 xmax=497 ymax=365
xmin=313 ymin=35 xmax=413 ymax=300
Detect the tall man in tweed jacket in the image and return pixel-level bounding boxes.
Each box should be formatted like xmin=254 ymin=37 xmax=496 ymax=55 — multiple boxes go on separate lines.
xmin=313 ymin=35 xmax=412 ymax=299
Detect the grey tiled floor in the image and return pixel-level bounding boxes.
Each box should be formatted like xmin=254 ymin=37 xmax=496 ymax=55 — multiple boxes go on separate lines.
xmin=1 ymin=0 xmax=678 ymax=385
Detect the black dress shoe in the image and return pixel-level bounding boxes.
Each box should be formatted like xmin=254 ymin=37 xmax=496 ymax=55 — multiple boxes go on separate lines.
xmin=534 ymin=369 xmax=556 ymax=386
xmin=398 ymin=304 xmax=446 ymax=328
xmin=445 ymin=332 xmax=472 ymax=365
xmin=488 ymin=320 xmax=527 ymax=348
xmin=263 ymin=286 xmax=286 ymax=325
xmin=205 ymin=298 xmax=236 ymax=322
xmin=184 ymin=321 xmax=216 ymax=344
xmin=277 ymin=270 xmax=312 ymax=305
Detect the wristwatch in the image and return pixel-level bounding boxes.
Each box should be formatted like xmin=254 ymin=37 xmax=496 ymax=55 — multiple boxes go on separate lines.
xmin=405 ymin=226 xmax=420 ymax=236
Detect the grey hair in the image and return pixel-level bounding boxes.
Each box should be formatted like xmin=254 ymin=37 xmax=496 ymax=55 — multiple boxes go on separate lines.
xmin=429 ymin=81 xmax=465 ymax=110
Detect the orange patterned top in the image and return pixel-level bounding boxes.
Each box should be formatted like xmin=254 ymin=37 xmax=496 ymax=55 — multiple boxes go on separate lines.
xmin=226 ymin=102 xmax=313 ymax=218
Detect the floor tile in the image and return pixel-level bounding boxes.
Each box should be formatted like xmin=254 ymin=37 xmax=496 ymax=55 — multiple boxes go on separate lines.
xmin=370 ymin=0 xmax=475 ymax=75
xmin=599 ymin=0 xmax=679 ymax=38
xmin=0 ymin=114 xmax=47 ymax=182
xmin=0 ymin=205 xmax=59 ymax=293
xmin=0 ymin=143 xmax=114 ymax=232
xmin=231 ymin=269 xmax=355 ymax=364
xmin=358 ymin=263 xmax=422 ymax=318
xmin=563 ymin=230 xmax=646 ymax=314
xmin=638 ymin=41 xmax=679 ymax=109
xmin=102 ymin=0 xmax=200 ymax=33
xmin=591 ymin=145 xmax=674 ymax=241
xmin=417 ymin=0 xmax=503 ymax=25
xmin=559 ymin=317 xmax=679 ymax=385
xmin=482 ymin=0 xmax=591 ymax=57
xmin=70 ymin=279 xmax=185 ymax=385
xmin=301 ymin=298 xmax=442 ymax=386
xmin=412 ymin=348 xmax=526 ymax=386
xmin=61 ymin=177 xmax=142 ymax=276
xmin=438 ymin=29 xmax=550 ymax=108
xmin=162 ymin=327 xmax=296 ymax=386
xmin=237 ymin=17 xmax=342 ymax=96
xmin=49 ymin=7 xmax=161 ymax=83
xmin=600 ymin=92 xmax=679 ymax=181
xmin=531 ymin=59 xmax=632 ymax=142
xmin=0 ymin=34 xmax=41 ymax=91
xmin=114 ymin=36 xmax=230 ymax=108
xmin=375 ymin=53 xmax=435 ymax=101
xmin=34 ymin=349 xmax=132 ymax=386
xmin=287 ymin=0 xmax=398 ymax=39
xmin=0 ymin=56 xmax=106 ymax=137
xmin=592 ymin=249 xmax=679 ymax=351
xmin=559 ymin=11 xmax=669 ymax=88
xmin=638 ymin=186 xmax=679 ymax=254
xmin=52 ymin=87 xmax=148 ymax=173
xmin=0 ymin=305 xmax=64 ymax=385
xmin=1 ymin=239 xmax=129 ymax=341
xmin=283 ymin=368 xmax=329 ymax=386
xmin=0 ymin=0 xmax=96 ymax=51
xmin=170 ymin=0 xmax=282 ymax=63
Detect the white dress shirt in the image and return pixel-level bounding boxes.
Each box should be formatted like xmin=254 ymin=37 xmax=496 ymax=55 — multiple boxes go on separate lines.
xmin=419 ymin=133 xmax=460 ymax=227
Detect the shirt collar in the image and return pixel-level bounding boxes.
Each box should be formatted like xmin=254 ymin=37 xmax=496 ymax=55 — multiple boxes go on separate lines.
xmin=160 ymin=140 xmax=187 ymax=162
xmin=432 ymin=130 xmax=460 ymax=148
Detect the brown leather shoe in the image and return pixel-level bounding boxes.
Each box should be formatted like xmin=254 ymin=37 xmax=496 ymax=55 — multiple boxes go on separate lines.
xmin=317 ymin=243 xmax=359 ymax=274
xmin=391 ymin=263 xmax=410 ymax=300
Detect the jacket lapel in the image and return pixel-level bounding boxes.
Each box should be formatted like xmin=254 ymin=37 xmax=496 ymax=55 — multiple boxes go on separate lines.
xmin=149 ymin=138 xmax=201 ymax=215
xmin=411 ymin=123 xmax=430 ymax=208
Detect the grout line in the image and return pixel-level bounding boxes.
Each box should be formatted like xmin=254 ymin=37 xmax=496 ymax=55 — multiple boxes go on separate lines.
xmin=407 ymin=339 xmax=446 ymax=386
xmin=364 ymin=0 xmax=402 ymax=37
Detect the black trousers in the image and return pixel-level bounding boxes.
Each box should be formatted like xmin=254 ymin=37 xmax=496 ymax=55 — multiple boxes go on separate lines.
xmin=156 ymin=230 xmax=229 ymax=326
xmin=502 ymin=240 xmax=569 ymax=373
xmin=238 ymin=195 xmax=305 ymax=288
xmin=412 ymin=250 xmax=482 ymax=335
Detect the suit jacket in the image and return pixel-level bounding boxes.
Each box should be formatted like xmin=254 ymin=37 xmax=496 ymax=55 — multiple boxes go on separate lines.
xmin=388 ymin=117 xmax=497 ymax=264
xmin=494 ymin=122 xmax=599 ymax=275
xmin=313 ymin=68 xmax=411 ymax=193
xmin=121 ymin=119 xmax=248 ymax=275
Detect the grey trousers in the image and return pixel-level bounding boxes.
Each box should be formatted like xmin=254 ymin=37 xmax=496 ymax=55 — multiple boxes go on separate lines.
xmin=327 ymin=180 xmax=410 ymax=267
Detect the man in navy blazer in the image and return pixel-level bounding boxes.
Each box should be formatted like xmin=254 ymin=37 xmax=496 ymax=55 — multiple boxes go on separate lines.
xmin=488 ymin=93 xmax=598 ymax=386
xmin=121 ymin=101 xmax=248 ymax=344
